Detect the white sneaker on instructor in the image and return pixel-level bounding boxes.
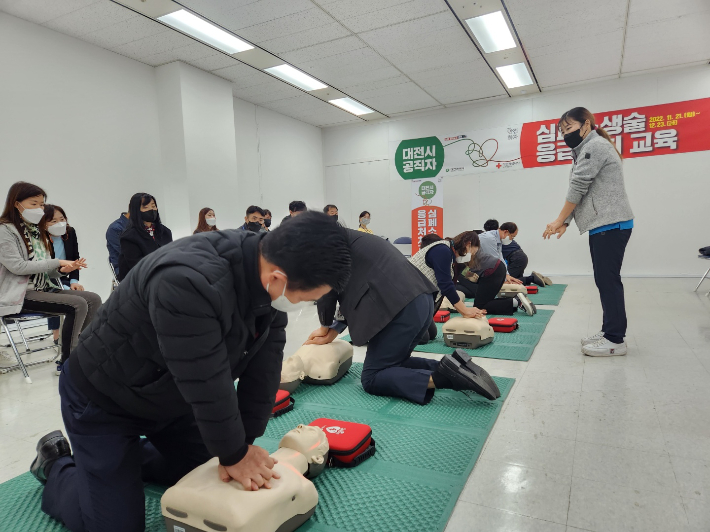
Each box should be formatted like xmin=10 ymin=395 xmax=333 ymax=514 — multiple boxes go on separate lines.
xmin=581 ymin=331 xmax=605 ymax=346
xmin=582 ymin=337 xmax=627 ymax=357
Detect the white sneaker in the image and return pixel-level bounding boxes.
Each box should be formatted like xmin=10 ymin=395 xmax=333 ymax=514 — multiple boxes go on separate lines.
xmin=581 ymin=331 xmax=605 ymax=346
xmin=582 ymin=338 xmax=627 ymax=357
xmin=0 ymin=350 xmax=18 ymax=367
xmin=515 ymin=294 xmax=535 ymax=316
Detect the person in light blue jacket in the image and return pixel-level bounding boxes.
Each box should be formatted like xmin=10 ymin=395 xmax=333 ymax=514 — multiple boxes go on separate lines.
xmin=544 ymin=107 xmax=634 ymax=357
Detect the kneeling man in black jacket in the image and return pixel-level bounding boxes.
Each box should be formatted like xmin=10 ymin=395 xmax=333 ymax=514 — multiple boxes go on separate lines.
xmin=307 ymin=230 xmax=500 ymax=406
xmin=31 ymin=212 xmax=351 ymax=532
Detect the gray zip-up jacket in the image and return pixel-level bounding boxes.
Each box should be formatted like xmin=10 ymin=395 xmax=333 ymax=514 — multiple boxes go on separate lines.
xmin=0 ymin=223 xmax=61 ymax=316
xmin=564 ymin=130 xmax=634 ymax=234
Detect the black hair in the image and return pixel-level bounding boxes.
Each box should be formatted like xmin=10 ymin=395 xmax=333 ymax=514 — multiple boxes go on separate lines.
xmin=127 ymin=193 xmax=163 ymax=232
xmin=483 ymin=219 xmax=499 ymax=231
xmin=289 ymin=201 xmax=306 ymax=213
xmin=359 ymin=211 xmax=370 ymax=219
xmin=500 ymin=222 xmax=518 ymax=234
xmin=420 ymin=234 xmax=443 ymax=248
xmin=246 ymin=205 xmax=265 ymax=216
xmin=446 ymin=231 xmax=480 ymax=257
xmin=323 ymin=204 xmax=338 ymax=213
xmin=263 ymin=209 xmax=272 ymax=217
xmin=261 ymin=211 xmax=351 ymax=292
xmin=559 ymin=107 xmax=622 ymax=159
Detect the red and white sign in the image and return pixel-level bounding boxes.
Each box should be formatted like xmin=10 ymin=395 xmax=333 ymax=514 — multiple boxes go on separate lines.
xmin=521 ymin=98 xmax=710 ymax=168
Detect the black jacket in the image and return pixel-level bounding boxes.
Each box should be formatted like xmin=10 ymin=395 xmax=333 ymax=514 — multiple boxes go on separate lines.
xmin=67 ymin=230 xmax=287 ymax=466
xmin=117 ymin=223 xmax=173 ymax=281
xmin=51 ymin=226 xmax=80 ymax=285
xmin=318 ymin=230 xmax=436 ymax=346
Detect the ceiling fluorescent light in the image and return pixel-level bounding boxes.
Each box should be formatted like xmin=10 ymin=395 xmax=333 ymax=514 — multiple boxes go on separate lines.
xmin=264 ymin=64 xmax=327 ymax=91
xmin=158 ymin=10 xmax=253 ymax=54
xmin=329 ymin=97 xmax=373 ymax=116
xmin=496 ymin=63 xmax=533 ymax=89
xmin=465 ymin=11 xmax=516 ymax=53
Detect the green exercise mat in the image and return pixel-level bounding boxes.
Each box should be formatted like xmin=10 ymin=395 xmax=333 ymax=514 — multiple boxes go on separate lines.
xmin=0 ymin=363 xmax=514 ymax=532
xmin=465 ymin=283 xmax=567 ymax=306
xmin=341 ymin=309 xmax=554 ymax=362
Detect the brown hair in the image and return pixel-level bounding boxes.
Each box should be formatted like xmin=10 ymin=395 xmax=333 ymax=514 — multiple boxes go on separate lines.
xmin=44 ymin=204 xmax=71 ymax=242
xmin=558 ymin=107 xmax=622 ymax=159
xmin=446 ymin=231 xmax=480 ymax=257
xmin=1 ymin=181 xmax=50 ymax=254
xmin=194 ymin=207 xmax=218 ymax=234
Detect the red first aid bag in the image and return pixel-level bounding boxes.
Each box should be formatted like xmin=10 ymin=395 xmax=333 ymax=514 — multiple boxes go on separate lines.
xmin=271 ymin=389 xmax=295 ymax=417
xmin=488 ymin=317 xmax=519 ymax=333
xmin=526 ymin=286 xmax=539 ymax=294
xmin=309 ymin=418 xmax=376 ymax=467
xmin=434 ymin=310 xmax=450 ymax=323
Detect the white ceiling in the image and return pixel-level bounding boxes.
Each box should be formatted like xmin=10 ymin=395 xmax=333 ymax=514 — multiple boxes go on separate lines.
xmin=2 ymin=0 xmax=709 ymax=127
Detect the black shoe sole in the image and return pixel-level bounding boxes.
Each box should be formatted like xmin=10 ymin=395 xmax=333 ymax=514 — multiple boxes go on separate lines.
xmin=439 ymin=352 xmax=501 ymax=400
xmin=30 ymin=430 xmax=71 ymax=484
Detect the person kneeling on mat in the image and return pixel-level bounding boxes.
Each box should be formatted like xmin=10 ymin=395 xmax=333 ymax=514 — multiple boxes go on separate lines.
xmin=456 ymin=229 xmax=536 ymax=316
xmin=483 ymin=220 xmax=551 ymax=287
xmin=409 ymin=231 xmax=487 ymax=343
xmin=30 ymin=212 xmax=352 ymax=532
xmin=305 ymin=229 xmax=500 ymax=406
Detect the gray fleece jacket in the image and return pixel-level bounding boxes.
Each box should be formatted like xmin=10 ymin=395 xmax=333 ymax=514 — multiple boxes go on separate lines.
xmin=564 ymin=130 xmax=634 ymax=234
xmin=0 ymin=223 xmax=62 ymax=316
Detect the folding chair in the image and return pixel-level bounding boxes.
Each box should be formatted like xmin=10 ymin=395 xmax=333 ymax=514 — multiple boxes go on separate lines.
xmin=109 ymin=258 xmax=120 ymax=292
xmin=0 ymin=312 xmax=60 ymax=383
xmin=694 ymin=255 xmax=710 ymax=297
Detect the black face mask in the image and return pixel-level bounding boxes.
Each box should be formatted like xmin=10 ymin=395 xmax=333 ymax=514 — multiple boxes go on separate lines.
xmin=264 ymin=219 xmax=272 ymax=228
xmin=332 ymin=214 xmax=339 ymax=222
xmin=563 ymin=127 xmax=585 ymax=149
xmin=140 ymin=210 xmax=157 ymax=223
xmin=246 ymin=221 xmax=262 ymax=232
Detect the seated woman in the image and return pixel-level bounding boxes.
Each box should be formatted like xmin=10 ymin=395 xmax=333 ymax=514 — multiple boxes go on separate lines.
xmin=457 ymin=229 xmax=536 ymax=316
xmin=357 ymin=211 xmax=373 ymax=234
xmin=410 ymin=231 xmax=487 ymax=343
xmin=0 ymin=183 xmax=102 ymax=374
xmin=44 ymin=205 xmax=86 ymax=354
xmin=193 ymin=207 xmax=218 ymax=234
xmin=118 ymin=193 xmax=172 ymax=282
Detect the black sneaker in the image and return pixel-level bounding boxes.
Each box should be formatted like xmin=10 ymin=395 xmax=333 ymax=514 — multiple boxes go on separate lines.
xmin=30 ymin=430 xmax=71 ymax=484
xmin=434 ymin=350 xmax=501 ymax=400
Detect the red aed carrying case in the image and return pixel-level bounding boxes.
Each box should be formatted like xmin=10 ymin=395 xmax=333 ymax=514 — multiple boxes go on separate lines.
xmin=526 ymin=286 xmax=539 ymax=294
xmin=488 ymin=317 xmax=519 ymax=333
xmin=271 ymin=389 xmax=295 ymax=418
xmin=309 ymin=418 xmax=376 ymax=467
xmin=434 ymin=310 xmax=450 ymax=323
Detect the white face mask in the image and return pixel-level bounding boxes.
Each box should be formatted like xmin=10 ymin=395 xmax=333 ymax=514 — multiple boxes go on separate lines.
xmin=19 ymin=207 xmax=45 ymax=225
xmin=205 ymin=217 xmax=216 ymax=227
xmin=456 ymin=252 xmax=472 ymax=264
xmin=360 ymin=218 xmax=370 ymax=226
xmin=267 ymin=270 xmax=312 ymax=313
xmin=48 ymin=222 xmax=67 ymax=236
xmin=501 ymin=236 xmax=512 ymax=245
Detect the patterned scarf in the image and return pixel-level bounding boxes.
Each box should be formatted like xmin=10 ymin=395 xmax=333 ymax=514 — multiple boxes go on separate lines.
xmin=21 ymin=222 xmax=61 ymax=292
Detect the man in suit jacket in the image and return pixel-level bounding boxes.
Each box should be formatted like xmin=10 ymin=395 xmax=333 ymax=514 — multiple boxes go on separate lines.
xmin=307 ymin=229 xmax=500 ymax=404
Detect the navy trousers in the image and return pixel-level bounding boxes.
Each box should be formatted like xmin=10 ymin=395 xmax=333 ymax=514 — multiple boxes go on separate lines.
xmin=361 ymin=292 xmax=436 ymax=405
xmin=41 ymin=365 xmax=212 ymax=532
xmin=506 ymin=250 xmax=534 ymax=285
xmin=589 ymin=228 xmax=632 ymax=344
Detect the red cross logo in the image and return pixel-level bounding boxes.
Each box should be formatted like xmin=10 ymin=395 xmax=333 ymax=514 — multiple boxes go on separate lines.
xmin=496 ymin=163 xmax=502 ymax=169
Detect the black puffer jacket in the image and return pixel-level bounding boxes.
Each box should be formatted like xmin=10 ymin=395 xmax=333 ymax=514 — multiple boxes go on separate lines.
xmin=67 ymin=230 xmax=286 ymax=466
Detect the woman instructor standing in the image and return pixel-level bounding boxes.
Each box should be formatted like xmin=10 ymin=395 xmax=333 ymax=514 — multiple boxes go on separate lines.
xmin=544 ymin=107 xmax=634 ymax=357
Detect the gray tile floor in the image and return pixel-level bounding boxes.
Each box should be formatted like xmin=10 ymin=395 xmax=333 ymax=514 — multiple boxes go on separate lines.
xmin=1 ymin=277 xmax=709 ymax=531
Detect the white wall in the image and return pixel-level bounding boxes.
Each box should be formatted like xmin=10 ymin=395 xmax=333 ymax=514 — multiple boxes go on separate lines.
xmin=233 ymin=99 xmax=325 ymax=225
xmin=323 ymin=66 xmax=710 ymax=276
xmin=0 ymin=12 xmax=163 ymax=300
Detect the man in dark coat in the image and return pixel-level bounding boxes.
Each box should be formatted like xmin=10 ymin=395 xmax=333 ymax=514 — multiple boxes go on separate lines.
xmin=307 ymin=230 xmax=500 ymax=406
xmin=31 ymin=212 xmax=351 ymax=532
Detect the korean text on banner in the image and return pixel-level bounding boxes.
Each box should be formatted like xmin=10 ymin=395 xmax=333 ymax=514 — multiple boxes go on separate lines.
xmin=520 ymin=98 xmax=710 ymax=168
xmin=411 ymin=177 xmax=444 ymax=255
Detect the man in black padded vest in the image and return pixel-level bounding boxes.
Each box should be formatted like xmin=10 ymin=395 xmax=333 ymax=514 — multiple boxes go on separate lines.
xmin=30 ymin=212 xmax=351 ymax=532
xmin=307 ymin=229 xmax=500 ymax=405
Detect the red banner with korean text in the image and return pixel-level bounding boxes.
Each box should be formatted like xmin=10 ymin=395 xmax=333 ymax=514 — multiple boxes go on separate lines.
xmin=411 ymin=177 xmax=444 ymax=255
xmin=520 ymin=98 xmax=710 ymax=168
